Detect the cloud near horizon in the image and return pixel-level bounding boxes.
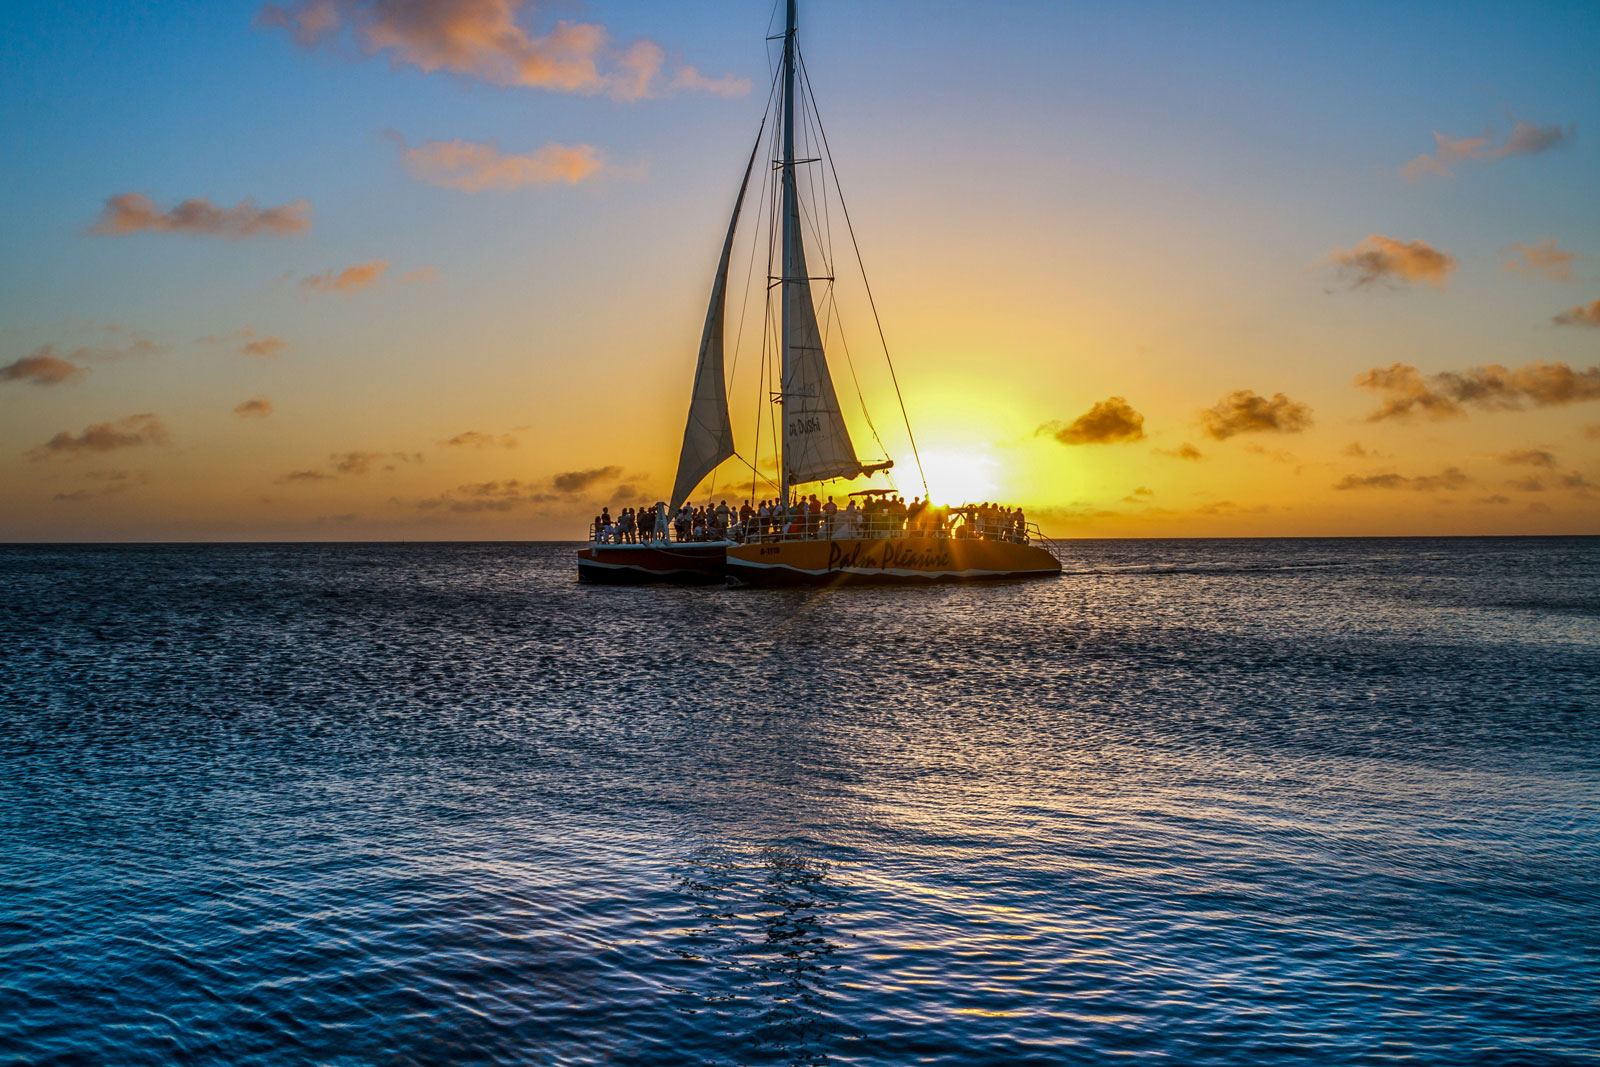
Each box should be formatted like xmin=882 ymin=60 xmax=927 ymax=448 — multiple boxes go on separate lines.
xmin=1042 ymin=397 xmax=1145 ymax=445
xmin=28 ymin=414 xmax=169 ymax=460
xmin=1402 ymin=119 xmax=1574 ymax=180
xmin=1334 ymin=467 xmax=1471 ymax=492
xmin=256 ymin=0 xmax=749 ymax=101
xmin=396 ymin=136 xmax=606 ymax=191
xmin=1355 ymin=361 xmax=1600 ymax=420
xmin=1328 ymin=236 xmax=1455 ymax=288
xmin=234 ymin=397 xmax=274 ymax=418
xmin=89 ymin=193 xmax=311 ymax=238
xmin=301 ymin=260 xmax=390 ymax=294
xmin=444 ymin=430 xmax=518 ymax=448
xmin=1553 ymin=300 xmax=1600 ymax=327
xmin=551 ymin=465 xmax=622 ymax=492
xmin=1200 ymin=390 xmax=1312 ymax=440
xmin=1 ymin=348 xmax=88 ymax=386
xmin=1498 ymin=448 xmax=1556 ymax=468
xmin=1503 ymin=238 xmax=1577 ymax=281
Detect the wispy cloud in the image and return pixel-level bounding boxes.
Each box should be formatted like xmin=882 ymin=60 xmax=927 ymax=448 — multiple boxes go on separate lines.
xmin=1503 ymin=238 xmax=1578 ymax=281
xmin=1498 ymin=448 xmax=1556 ymax=468
xmin=1553 ymin=300 xmax=1600 ymax=327
xmin=1 ymin=348 xmax=88 ymax=386
xmin=395 ymin=135 xmax=606 ymax=191
xmin=1157 ymin=443 xmax=1203 ymax=461
xmin=89 ymin=193 xmax=311 ymax=238
xmin=417 ymin=478 xmax=563 ymax=513
xmin=234 ymin=397 xmax=274 ymax=418
xmin=1327 ymin=236 xmax=1455 ymax=288
xmin=1334 ymin=467 xmax=1471 ymax=492
xmin=256 ymin=0 xmax=747 ymax=101
xmin=301 ymin=260 xmax=390 ymax=294
xmin=443 ymin=430 xmax=518 ymax=448
xmin=551 ymin=465 xmax=622 ymax=492
xmin=332 ymin=450 xmax=421 ymax=474
xmin=28 ymin=414 xmax=169 ymax=460
xmin=1200 ymin=390 xmax=1312 ymax=440
xmin=277 ymin=469 xmax=334 ymax=483
xmin=1039 ymin=397 xmax=1145 ymax=445
xmin=53 ymin=470 xmax=150 ymax=503
xmin=201 ymin=328 xmax=290 ymax=358
xmin=1355 ymin=361 xmax=1600 ymax=420
xmin=1402 ymin=119 xmax=1574 ymax=180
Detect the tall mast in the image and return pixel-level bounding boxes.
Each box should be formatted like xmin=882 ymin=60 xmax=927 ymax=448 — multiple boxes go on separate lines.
xmin=779 ymin=0 xmax=798 ymax=507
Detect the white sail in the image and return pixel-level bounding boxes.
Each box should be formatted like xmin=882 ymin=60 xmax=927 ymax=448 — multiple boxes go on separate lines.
xmin=670 ymin=133 xmax=763 ymax=512
xmin=781 ymin=231 xmax=864 ymax=485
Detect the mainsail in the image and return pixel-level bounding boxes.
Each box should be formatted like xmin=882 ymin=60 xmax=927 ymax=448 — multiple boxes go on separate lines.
xmin=777 ymin=0 xmax=862 ymax=492
xmin=669 ymin=128 xmax=764 ymax=512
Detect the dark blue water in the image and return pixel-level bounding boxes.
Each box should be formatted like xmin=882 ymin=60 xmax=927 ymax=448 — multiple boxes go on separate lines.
xmin=2 ymin=538 xmax=1597 ymax=1066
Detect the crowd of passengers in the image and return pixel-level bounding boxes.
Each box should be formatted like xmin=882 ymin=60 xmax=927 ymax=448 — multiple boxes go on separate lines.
xmin=591 ymin=495 xmax=1030 ymax=545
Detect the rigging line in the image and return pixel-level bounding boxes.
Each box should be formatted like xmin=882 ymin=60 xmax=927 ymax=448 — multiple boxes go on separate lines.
xmin=733 ymin=451 xmax=783 ymax=493
xmin=795 ymin=79 xmax=834 ymax=278
xmin=799 ymin=51 xmax=929 ymax=499
xmin=796 ymin=44 xmax=836 ymax=277
xmin=823 ymin=283 xmax=889 ymax=457
xmin=724 ymin=66 xmax=782 ymax=395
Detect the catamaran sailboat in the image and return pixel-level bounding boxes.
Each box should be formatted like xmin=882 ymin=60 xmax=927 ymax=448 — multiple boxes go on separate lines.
xmin=578 ymin=0 xmax=1062 ymax=585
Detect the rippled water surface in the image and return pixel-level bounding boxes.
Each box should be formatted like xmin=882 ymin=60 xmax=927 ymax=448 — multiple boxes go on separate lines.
xmin=3 ymin=538 xmax=1598 ymax=1065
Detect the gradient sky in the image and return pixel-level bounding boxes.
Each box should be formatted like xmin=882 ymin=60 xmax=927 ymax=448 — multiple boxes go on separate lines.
xmin=3 ymin=0 xmax=1598 ymax=540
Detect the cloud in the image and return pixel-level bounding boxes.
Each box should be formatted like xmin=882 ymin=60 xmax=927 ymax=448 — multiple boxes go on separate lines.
xmin=234 ymin=397 xmax=274 ymax=418
xmin=444 ymin=430 xmax=517 ymax=448
xmin=416 ymin=478 xmax=562 ymax=512
xmin=1355 ymin=361 xmax=1600 ymax=420
xmin=331 ymin=450 xmax=420 ymax=474
xmin=1120 ymin=486 xmax=1154 ymax=503
xmin=669 ymin=64 xmax=752 ymax=97
xmin=1327 ymin=235 xmax=1455 ymax=288
xmin=1042 ymin=397 xmax=1145 ymax=445
xmin=1157 ymin=442 xmax=1203 ymax=461
xmin=399 ymin=266 xmax=439 ymax=284
xmin=1503 ymin=239 xmax=1577 ymax=281
xmin=1342 ymin=441 xmax=1388 ymax=459
xmin=1 ymin=348 xmax=88 ymax=386
xmin=301 ymin=260 xmax=389 ymax=294
xmin=1554 ymin=300 xmax=1600 ymax=327
xmin=28 ymin=414 xmax=169 ymax=460
xmin=1402 ymin=119 xmax=1574 ymax=180
xmin=396 ymin=136 xmax=605 ymax=191
xmin=53 ymin=469 xmax=149 ymax=502
xmin=277 ymin=469 xmax=334 ymax=483
xmin=1498 ymin=448 xmax=1556 ymax=468
xmin=1560 ymin=471 xmax=1595 ymax=492
xmin=243 ymin=336 xmax=291 ymax=357
xmin=1476 ymin=495 xmax=1510 ymax=505
xmin=1333 ymin=467 xmax=1471 ymax=492
xmin=256 ymin=0 xmax=745 ymax=101
xmin=551 ymin=465 xmax=622 ymax=492
xmin=1506 ymin=476 xmax=1545 ymax=492
xmin=89 ymin=192 xmax=311 ymax=238
xmin=1199 ymin=390 xmax=1311 ymax=440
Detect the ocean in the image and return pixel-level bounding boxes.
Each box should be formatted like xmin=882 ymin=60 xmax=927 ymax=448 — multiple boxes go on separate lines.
xmin=2 ymin=538 xmax=1597 ymax=1065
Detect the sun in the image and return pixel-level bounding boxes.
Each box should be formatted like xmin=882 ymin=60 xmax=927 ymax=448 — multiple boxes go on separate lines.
xmin=918 ymin=449 xmax=1000 ymax=506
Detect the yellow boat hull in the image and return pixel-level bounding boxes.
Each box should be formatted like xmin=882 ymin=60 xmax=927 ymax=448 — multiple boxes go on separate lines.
xmin=725 ymin=536 xmax=1061 ymax=585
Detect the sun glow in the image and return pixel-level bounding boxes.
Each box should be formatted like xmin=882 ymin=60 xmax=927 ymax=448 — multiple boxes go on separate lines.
xmin=918 ymin=450 xmax=1000 ymax=506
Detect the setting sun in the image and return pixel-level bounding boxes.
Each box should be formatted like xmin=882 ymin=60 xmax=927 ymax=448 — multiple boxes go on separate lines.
xmin=918 ymin=449 xmax=1000 ymax=506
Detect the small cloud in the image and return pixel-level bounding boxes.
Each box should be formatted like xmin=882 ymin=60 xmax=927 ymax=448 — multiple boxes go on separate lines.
xmin=1342 ymin=441 xmax=1386 ymax=459
xmin=277 ymin=469 xmax=333 ymax=483
xmin=1158 ymin=442 xmax=1203 ymax=461
xmin=668 ymin=64 xmax=752 ymax=97
xmin=53 ymin=469 xmax=149 ymax=502
xmin=1333 ymin=467 xmax=1471 ymax=492
xmin=1194 ymin=500 xmax=1270 ymax=516
xmin=1506 ymin=476 xmax=1546 ymax=492
xmin=89 ymin=192 xmax=310 ymax=238
xmin=399 ymin=266 xmax=439 ymax=285
xmin=1042 ymin=397 xmax=1145 ymax=445
xmin=1355 ymin=361 xmax=1600 ymax=420
xmin=444 ymin=430 xmax=517 ymax=449
xmin=395 ymin=135 xmax=606 ymax=191
xmin=1327 ymin=235 xmax=1455 ymax=288
xmin=1200 ymin=390 xmax=1312 ymax=441
xmin=416 ymin=478 xmax=562 ymax=513
xmin=242 ymin=336 xmax=290 ymax=358
xmin=332 ymin=450 xmax=418 ymax=475
xmin=1402 ymin=119 xmax=1574 ymax=180
xmin=256 ymin=0 xmax=745 ymax=101
xmin=28 ymin=414 xmax=169 ymax=460
xmin=1244 ymin=443 xmax=1296 ymax=463
xmin=301 ymin=260 xmax=389 ymax=294
xmin=1476 ymin=494 xmax=1510 ymax=505
xmin=1553 ymin=300 xmax=1600 ymax=328
xmin=1498 ymin=448 xmax=1556 ymax=468
xmin=1120 ymin=486 xmax=1154 ymax=503
xmin=234 ymin=397 xmax=273 ymax=418
xmin=1503 ymin=239 xmax=1578 ymax=281
xmin=1559 ymin=471 xmax=1595 ymax=492
xmin=552 ymin=464 xmax=623 ymax=492
xmin=1 ymin=347 xmax=88 ymax=386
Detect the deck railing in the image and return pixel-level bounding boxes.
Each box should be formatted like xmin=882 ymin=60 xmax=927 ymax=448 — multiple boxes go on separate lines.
xmin=593 ymin=514 xmax=1064 ymax=561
